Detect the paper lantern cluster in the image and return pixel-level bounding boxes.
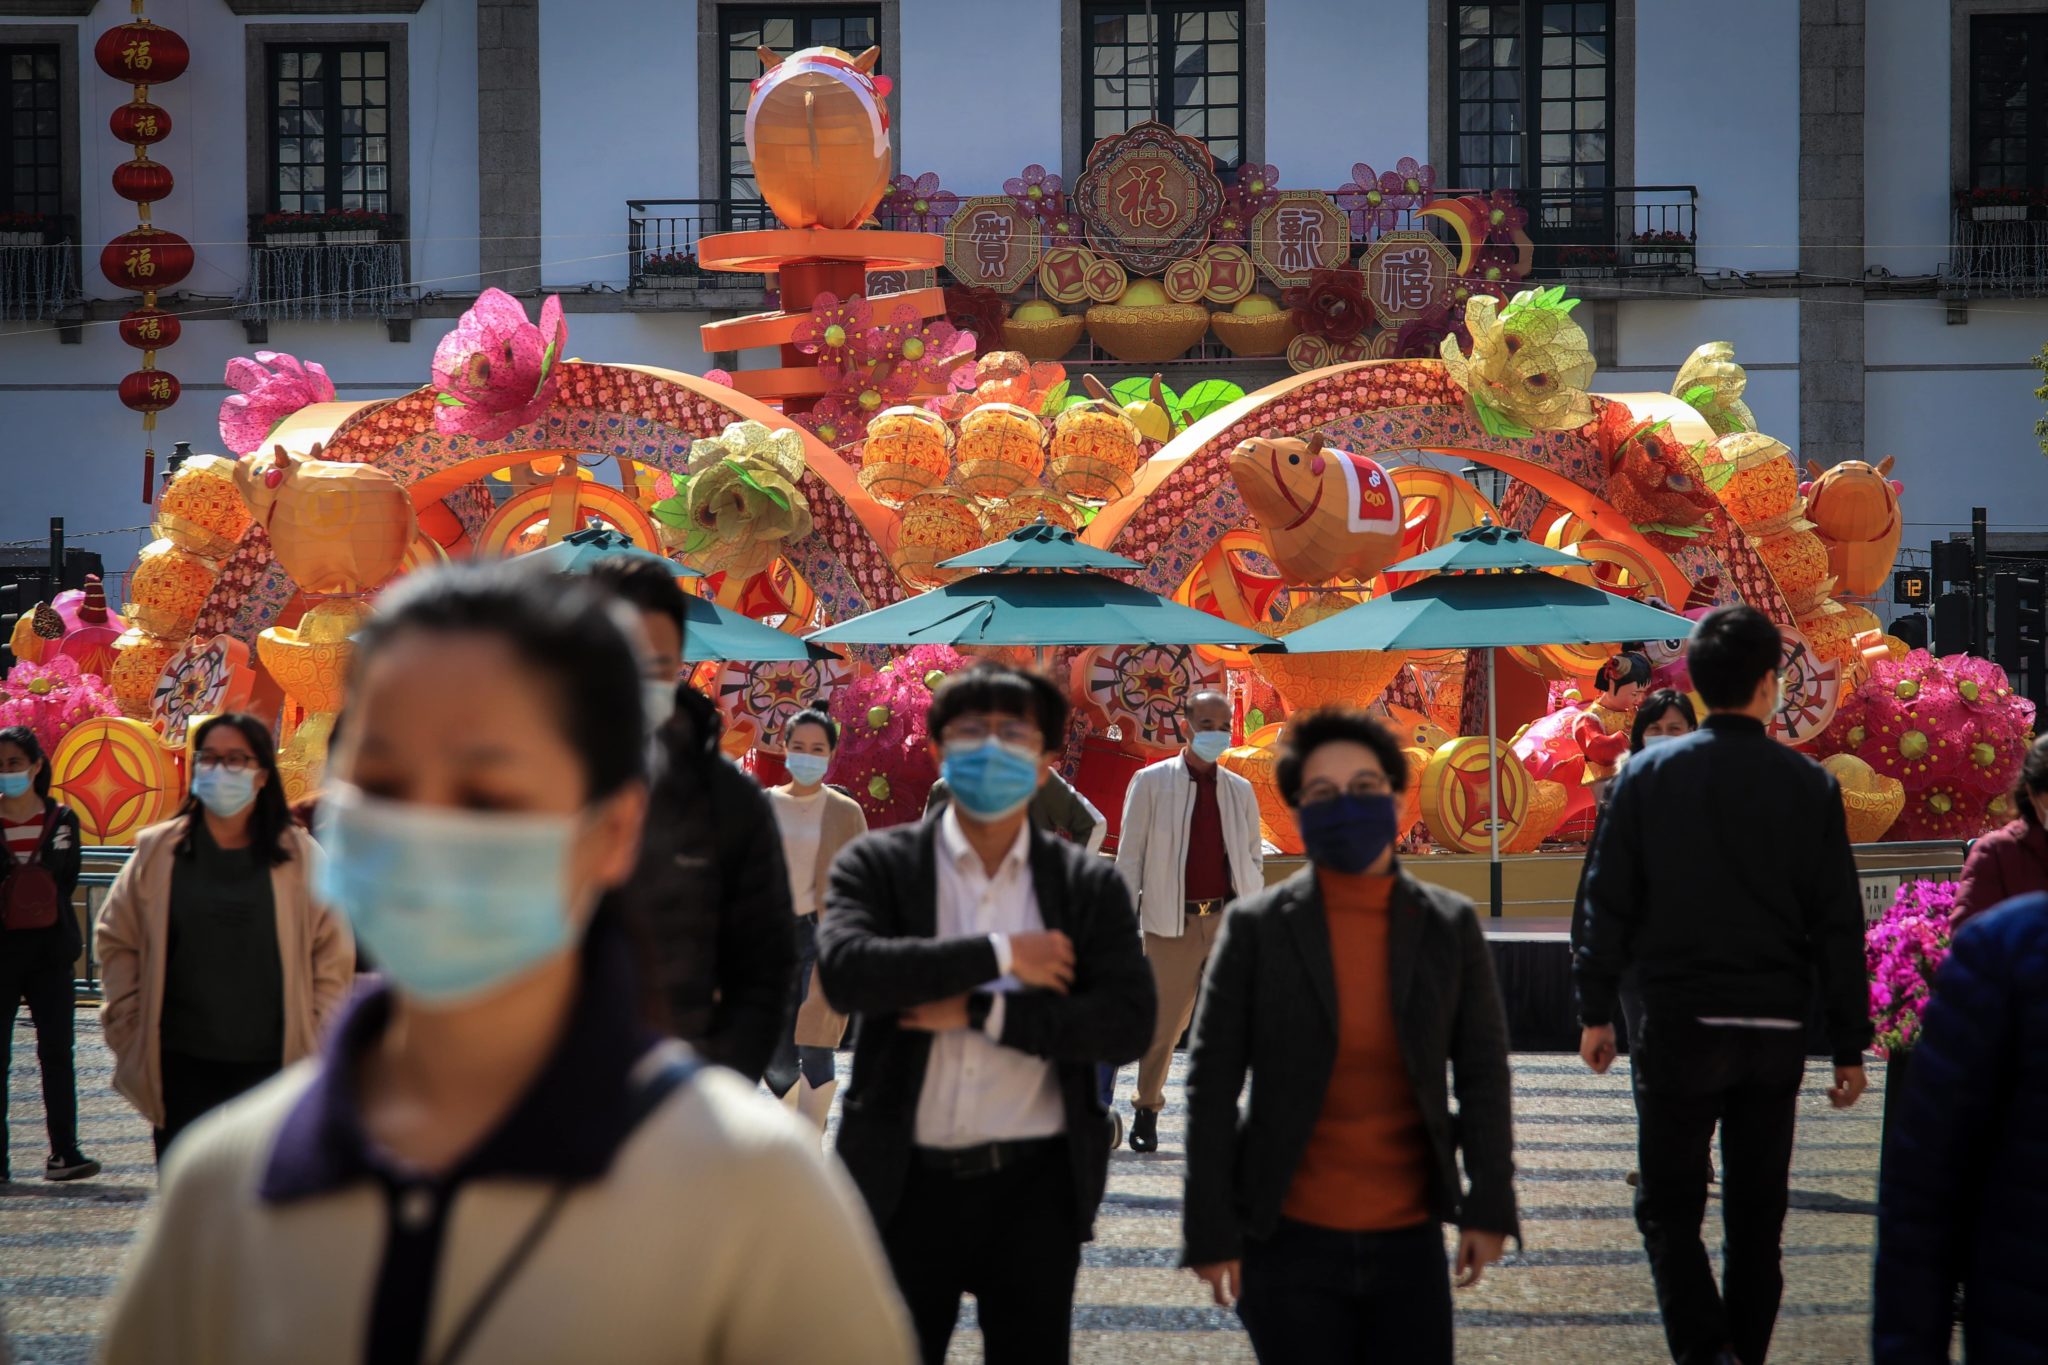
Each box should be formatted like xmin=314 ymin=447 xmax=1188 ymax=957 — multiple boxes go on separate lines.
xmin=95 ymin=5 xmax=191 ymax=502
xmin=112 ymin=455 xmax=250 ymax=723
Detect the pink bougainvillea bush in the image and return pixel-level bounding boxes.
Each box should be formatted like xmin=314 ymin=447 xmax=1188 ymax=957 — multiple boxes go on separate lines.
xmin=1866 ymin=877 xmax=1958 ymax=1057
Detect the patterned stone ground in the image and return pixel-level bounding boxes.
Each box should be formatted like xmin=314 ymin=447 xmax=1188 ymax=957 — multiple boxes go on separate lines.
xmin=2 ymin=1016 xmax=1883 ymax=1363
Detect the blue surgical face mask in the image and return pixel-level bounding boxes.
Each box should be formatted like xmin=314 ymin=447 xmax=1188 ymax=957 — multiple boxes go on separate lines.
xmin=642 ymin=679 xmax=677 ymax=735
xmin=1297 ymin=792 xmax=1400 ymax=875
xmin=0 ymin=771 xmax=32 ymax=799
xmin=942 ymin=739 xmax=1043 ymax=821
xmin=190 ymin=767 xmax=258 ymax=818
xmin=1189 ymin=731 xmax=1231 ymax=764
xmin=785 ymin=752 xmax=831 ymax=787
xmin=314 ymin=784 xmax=582 ymax=1007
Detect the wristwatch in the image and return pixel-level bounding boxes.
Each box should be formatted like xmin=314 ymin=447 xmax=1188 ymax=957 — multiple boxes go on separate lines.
xmin=965 ymin=991 xmax=994 ymax=1032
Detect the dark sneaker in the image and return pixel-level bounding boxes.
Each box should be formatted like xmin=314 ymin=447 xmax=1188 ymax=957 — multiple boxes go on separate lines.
xmin=45 ymin=1153 xmax=100 ymax=1182
xmin=1107 ymin=1109 xmax=1124 ymax=1152
xmin=1129 ymin=1107 xmax=1159 ymax=1154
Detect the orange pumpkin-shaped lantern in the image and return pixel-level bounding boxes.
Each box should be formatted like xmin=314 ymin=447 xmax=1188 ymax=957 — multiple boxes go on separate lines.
xmin=107 ymin=627 xmax=180 ymax=720
xmin=1755 ymin=529 xmax=1833 ymax=610
xmin=1221 ymin=723 xmax=1299 ymax=854
xmin=1804 ymin=456 xmax=1903 ymax=598
xmin=745 ymin=45 xmax=894 ymax=232
xmin=233 ymin=447 xmax=416 ymax=595
xmin=154 ymin=453 xmax=252 ymax=559
xmin=1048 ymin=399 xmax=1141 ymax=505
xmin=1252 ymin=597 xmax=1407 ymax=712
xmin=125 ymin=538 xmax=217 ymax=638
xmin=894 ymin=492 xmax=987 ymax=590
xmin=954 ymin=402 xmax=1046 ymax=500
xmin=983 ymin=491 xmax=1080 ymax=541
xmin=858 ymin=405 xmax=951 ymax=507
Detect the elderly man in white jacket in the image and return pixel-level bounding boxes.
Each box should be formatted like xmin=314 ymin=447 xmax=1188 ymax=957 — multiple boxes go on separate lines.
xmin=1114 ymin=691 xmax=1264 ymax=1154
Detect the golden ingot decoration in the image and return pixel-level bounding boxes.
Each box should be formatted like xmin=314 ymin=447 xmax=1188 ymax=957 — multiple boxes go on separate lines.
xmin=683 ymin=420 xmax=813 ymax=578
xmin=1251 ymin=597 xmax=1407 ymax=714
xmin=124 ymin=538 xmax=216 ymax=638
xmin=1000 ymin=311 xmax=1085 ymax=362
xmin=1082 ymin=302 xmax=1212 ymax=365
xmin=1822 ymin=753 xmax=1906 ymax=844
xmin=1220 ymin=723 xmax=1299 ymax=854
xmin=982 ymin=492 xmax=1080 ymax=541
xmin=153 ymin=453 xmax=252 ymax=559
xmin=1439 ymin=286 xmax=1596 ymax=433
xmin=258 ymin=599 xmax=369 ymax=804
xmin=954 ymin=402 xmax=1047 ymax=500
xmin=1420 ymin=736 xmax=1532 ymax=854
xmin=1209 ymin=307 xmax=1299 ymax=358
xmin=233 ymin=445 xmax=416 ymax=596
xmin=1503 ymin=779 xmax=1571 ymax=854
xmin=859 ymin=405 xmax=953 ymax=507
xmin=107 ymin=628 xmax=180 ymax=721
xmin=894 ymin=493 xmax=987 ymax=590
xmin=1048 ymin=400 xmax=1142 ymax=505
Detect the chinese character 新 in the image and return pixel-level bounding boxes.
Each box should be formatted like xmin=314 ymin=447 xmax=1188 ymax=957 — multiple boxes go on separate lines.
xmin=1274 ymin=207 xmax=1326 ymax=275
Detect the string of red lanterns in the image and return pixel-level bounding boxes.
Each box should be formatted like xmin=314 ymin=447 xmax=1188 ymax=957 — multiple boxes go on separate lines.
xmin=94 ymin=1 xmax=190 ymax=503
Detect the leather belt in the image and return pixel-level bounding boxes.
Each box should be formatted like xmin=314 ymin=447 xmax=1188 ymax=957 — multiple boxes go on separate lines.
xmin=1185 ymin=898 xmax=1227 ymax=917
xmin=913 ymin=1136 xmax=1065 ymax=1179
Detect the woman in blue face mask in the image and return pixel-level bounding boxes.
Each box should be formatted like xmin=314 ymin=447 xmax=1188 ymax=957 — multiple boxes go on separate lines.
xmin=101 ymin=563 xmax=914 ymax=1365
xmin=0 ymin=725 xmax=97 ymax=1183
xmin=96 ymin=712 xmax=353 ymax=1161
xmin=765 ymin=706 xmax=867 ymax=1134
xmin=1180 ymin=706 xmax=1519 ymax=1364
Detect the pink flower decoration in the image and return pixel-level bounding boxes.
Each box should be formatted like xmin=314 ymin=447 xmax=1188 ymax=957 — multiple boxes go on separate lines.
xmin=431 ymin=289 xmax=568 ymax=441
xmin=1477 ymin=189 xmax=1528 ymax=242
xmin=885 ymin=172 xmax=961 ymax=234
xmin=0 ymin=655 xmax=119 ymax=755
xmin=702 ymin=368 xmax=735 ymax=388
xmin=1389 ymin=157 xmax=1436 ymax=208
xmin=1233 ymin=162 xmax=1282 ymax=214
xmin=1043 ymin=210 xmax=1083 ymax=245
xmin=1337 ymin=163 xmax=1400 ymax=236
xmin=1003 ymin=164 xmax=1064 ymax=220
xmin=791 ymin=293 xmax=877 ymax=368
xmin=218 ymin=351 xmax=337 ymax=455
xmin=1212 ymin=190 xmax=1254 ymax=245
xmin=795 ymin=394 xmax=872 ymax=450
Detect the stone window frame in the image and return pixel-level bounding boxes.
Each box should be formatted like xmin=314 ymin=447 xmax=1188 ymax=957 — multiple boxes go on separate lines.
xmin=1060 ymin=0 xmax=1265 ymax=184
xmin=0 ymin=23 xmax=78 ymax=233
xmin=1950 ymin=0 xmax=2048 ymax=193
xmin=242 ymin=22 xmax=410 ymax=236
xmin=696 ymin=0 xmax=904 ymax=207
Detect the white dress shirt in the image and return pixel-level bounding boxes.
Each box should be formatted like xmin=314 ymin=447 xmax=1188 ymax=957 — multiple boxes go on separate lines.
xmin=913 ymin=808 xmax=1067 ymax=1149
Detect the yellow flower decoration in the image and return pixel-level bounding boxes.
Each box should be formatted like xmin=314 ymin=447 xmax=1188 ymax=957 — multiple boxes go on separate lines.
xmin=672 ymin=421 xmax=814 ymax=577
xmin=1439 ymin=285 xmax=1596 ymax=436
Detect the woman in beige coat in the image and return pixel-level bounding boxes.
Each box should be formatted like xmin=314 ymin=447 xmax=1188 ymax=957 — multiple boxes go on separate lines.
xmin=96 ymin=713 xmax=353 ymax=1158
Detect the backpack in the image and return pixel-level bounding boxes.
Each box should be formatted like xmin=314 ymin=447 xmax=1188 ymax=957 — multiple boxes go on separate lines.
xmin=0 ymin=810 xmax=61 ymax=932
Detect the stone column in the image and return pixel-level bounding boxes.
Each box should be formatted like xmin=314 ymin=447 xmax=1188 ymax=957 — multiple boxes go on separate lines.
xmin=1798 ymin=0 xmax=1866 ymax=466
xmin=478 ymin=0 xmax=541 ymax=294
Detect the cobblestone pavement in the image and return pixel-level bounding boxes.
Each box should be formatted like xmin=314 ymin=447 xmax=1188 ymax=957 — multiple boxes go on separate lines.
xmin=3 ymin=1016 xmax=1883 ymax=1363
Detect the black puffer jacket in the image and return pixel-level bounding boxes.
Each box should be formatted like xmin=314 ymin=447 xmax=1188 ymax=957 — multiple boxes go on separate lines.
xmin=623 ymin=688 xmax=796 ymax=1082
xmin=0 ymin=798 xmax=84 ymax=961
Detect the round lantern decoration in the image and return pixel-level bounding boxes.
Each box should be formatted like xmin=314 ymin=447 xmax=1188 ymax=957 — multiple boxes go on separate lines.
xmin=117 ymin=306 xmax=180 ymax=351
xmin=894 ymin=493 xmax=988 ymax=589
xmin=49 ymin=717 xmax=183 ymax=846
xmin=109 ymin=100 xmax=171 ymax=146
xmin=107 ymin=627 xmax=180 ymax=720
xmin=100 ymin=227 xmax=194 ymax=293
xmin=858 ymin=405 xmax=952 ymax=507
xmin=954 ymin=402 xmax=1047 ymax=500
xmin=118 ymin=369 xmax=181 ymax=417
xmin=154 ymin=453 xmax=251 ymax=559
xmin=1048 ymin=400 xmax=1142 ymax=505
xmin=93 ymin=21 xmax=190 ymax=84
xmin=1077 ymin=642 xmax=1226 ymax=751
xmin=111 ymin=156 xmax=174 ymax=205
xmin=125 ymin=537 xmax=216 ymax=638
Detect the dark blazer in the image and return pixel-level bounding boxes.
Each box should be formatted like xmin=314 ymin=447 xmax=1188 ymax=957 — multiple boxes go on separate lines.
xmin=1181 ymin=865 xmax=1519 ymax=1268
xmin=816 ymin=818 xmax=1156 ymax=1240
xmin=1874 ymin=893 xmax=2048 ymax=1364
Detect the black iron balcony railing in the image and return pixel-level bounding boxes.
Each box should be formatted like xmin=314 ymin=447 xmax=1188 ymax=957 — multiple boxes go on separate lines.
xmin=1529 ymin=185 xmax=1698 ymax=278
xmin=1945 ymin=192 xmax=2048 ymax=298
xmin=627 ymin=198 xmax=774 ymax=291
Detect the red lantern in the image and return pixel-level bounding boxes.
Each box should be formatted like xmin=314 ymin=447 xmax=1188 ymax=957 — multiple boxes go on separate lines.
xmin=100 ymin=227 xmax=193 ymax=292
xmin=109 ymin=100 xmax=171 ymax=146
xmin=111 ymin=157 xmax=174 ymax=205
xmin=119 ymin=307 xmax=180 ymax=351
xmin=93 ymin=22 xmax=189 ymax=85
xmin=118 ymin=369 xmax=182 ymax=416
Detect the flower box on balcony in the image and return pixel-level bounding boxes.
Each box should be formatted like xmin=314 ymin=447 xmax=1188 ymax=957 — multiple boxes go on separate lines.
xmin=262 ymin=231 xmax=322 ymax=247
xmin=0 ymin=231 xmax=43 ymax=249
xmin=325 ymin=230 xmax=380 ymax=245
xmin=1971 ymin=205 xmax=2028 ymax=222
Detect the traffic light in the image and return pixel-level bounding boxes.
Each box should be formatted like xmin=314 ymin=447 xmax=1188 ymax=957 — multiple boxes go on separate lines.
xmin=1889 ymin=613 xmax=1929 ymax=651
xmin=1932 ymin=589 xmax=1973 ymax=656
xmin=1931 ymin=538 xmax=1975 ymax=588
xmin=2016 ymin=572 xmax=2046 ymax=709
xmin=1893 ymin=569 xmax=1932 ymax=607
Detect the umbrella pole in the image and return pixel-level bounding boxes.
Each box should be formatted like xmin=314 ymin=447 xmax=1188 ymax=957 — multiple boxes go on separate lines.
xmin=1487 ymin=646 xmax=1503 ymax=919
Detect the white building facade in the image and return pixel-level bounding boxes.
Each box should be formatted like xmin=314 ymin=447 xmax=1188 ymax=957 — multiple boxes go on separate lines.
xmin=1 ymin=0 xmax=2044 ymax=574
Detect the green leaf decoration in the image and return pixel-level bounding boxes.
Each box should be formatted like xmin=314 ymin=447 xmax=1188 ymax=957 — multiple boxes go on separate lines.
xmin=1109 ymin=375 xmax=1185 ymax=425
xmin=435 ymin=392 xmax=464 ymax=407
xmin=1635 ymin=521 xmax=1705 ymax=540
xmin=1038 ymin=380 xmax=1070 ymax=415
xmin=1178 ymin=378 xmax=1247 ymax=424
xmin=1471 ymin=395 xmax=1533 ymax=440
xmin=1681 ymin=383 xmax=1716 ymax=409
xmin=1077 ymin=505 xmax=1101 ymax=527
xmin=722 ymin=457 xmax=792 ymax=511
xmin=536 ymin=337 xmax=559 ymax=392
xmin=649 ymin=493 xmax=693 ymax=529
xmin=1245 ymin=707 xmax=1266 ymax=734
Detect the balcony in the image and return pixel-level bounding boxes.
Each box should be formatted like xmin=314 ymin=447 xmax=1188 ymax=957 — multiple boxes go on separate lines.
xmin=242 ymin=212 xmax=411 ymax=337
xmin=1944 ymin=191 xmax=2048 ymax=299
xmin=626 ymin=199 xmax=777 ymax=307
xmin=0 ymin=214 xmax=79 ymax=323
xmin=1528 ymin=185 xmax=1699 ymax=280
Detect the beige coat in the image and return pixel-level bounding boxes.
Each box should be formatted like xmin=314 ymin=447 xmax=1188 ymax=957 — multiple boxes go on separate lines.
xmin=96 ymin=817 xmax=355 ymax=1128
xmin=788 ymin=786 xmax=866 ymax=1048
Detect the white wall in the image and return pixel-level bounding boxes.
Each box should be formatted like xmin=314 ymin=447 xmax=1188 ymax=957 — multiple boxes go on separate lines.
xmin=1266 ymin=0 xmax=1428 ymax=192
xmin=1864 ymin=0 xmax=1949 ymax=278
xmin=896 ymin=0 xmax=1060 ymax=188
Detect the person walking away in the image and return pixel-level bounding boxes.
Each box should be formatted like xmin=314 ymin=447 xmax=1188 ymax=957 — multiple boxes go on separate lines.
xmin=926 ymin=765 xmax=1107 ymax=852
xmin=765 ymin=706 xmax=867 ymax=1132
xmin=584 ymin=556 xmax=796 ymax=1082
xmin=0 ymin=726 xmax=98 ymax=1182
xmin=97 ymin=713 xmax=354 ymax=1159
xmin=99 ymin=564 xmax=914 ymax=1365
xmin=1950 ymin=733 xmax=2048 ymax=929
xmin=1181 ymin=706 xmax=1516 ymax=1363
xmin=1115 ymin=690 xmax=1263 ymax=1155
xmin=1873 ymin=889 xmax=2048 ymax=1363
xmin=1576 ymin=605 xmax=1870 ymax=1365
xmin=818 ymin=662 xmax=1155 ymax=1365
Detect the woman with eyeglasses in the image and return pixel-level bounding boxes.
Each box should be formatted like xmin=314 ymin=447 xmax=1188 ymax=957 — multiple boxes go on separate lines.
xmin=1180 ymin=706 xmax=1518 ymax=1364
xmin=96 ymin=713 xmax=355 ymax=1159
xmin=100 ymin=565 xmax=912 ymax=1365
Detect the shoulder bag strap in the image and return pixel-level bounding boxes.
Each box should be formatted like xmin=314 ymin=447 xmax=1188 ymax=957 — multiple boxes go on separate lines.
xmin=427 ymin=1052 xmax=703 ymax=1365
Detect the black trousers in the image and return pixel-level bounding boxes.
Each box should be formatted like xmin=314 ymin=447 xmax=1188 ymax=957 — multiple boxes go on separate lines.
xmin=154 ymin=1051 xmax=279 ymax=1161
xmin=1237 ymin=1218 xmax=1451 ymax=1364
xmin=0 ymin=929 xmax=79 ymax=1169
xmin=1630 ymin=1015 xmax=1807 ymax=1365
xmin=880 ymin=1141 xmax=1082 ymax=1365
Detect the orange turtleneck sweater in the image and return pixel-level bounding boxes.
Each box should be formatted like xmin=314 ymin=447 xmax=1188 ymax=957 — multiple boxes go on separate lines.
xmin=1280 ymin=868 xmax=1433 ymax=1231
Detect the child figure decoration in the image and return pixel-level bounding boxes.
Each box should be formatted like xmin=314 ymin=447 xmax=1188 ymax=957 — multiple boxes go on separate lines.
xmin=1575 ymin=650 xmax=1651 ymax=794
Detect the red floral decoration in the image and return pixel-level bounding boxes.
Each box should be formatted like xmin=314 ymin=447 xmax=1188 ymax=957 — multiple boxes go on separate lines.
xmin=943 ymin=285 xmax=1009 ymax=357
xmin=1393 ymin=309 xmax=1464 ymax=359
xmin=1284 ymin=265 xmax=1372 ymax=344
xmin=1473 ymin=190 xmax=1528 ymax=243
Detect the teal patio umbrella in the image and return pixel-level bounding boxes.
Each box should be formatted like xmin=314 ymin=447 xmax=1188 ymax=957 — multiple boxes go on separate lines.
xmin=517 ymin=525 xmax=703 ymax=577
xmin=1266 ymin=521 xmax=1695 ymax=914
xmin=804 ymin=521 xmax=1276 ymax=664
